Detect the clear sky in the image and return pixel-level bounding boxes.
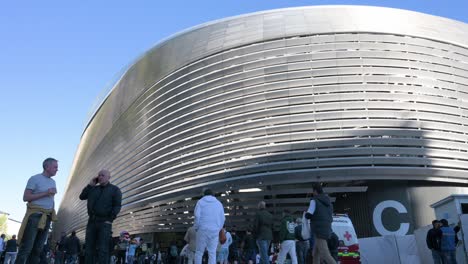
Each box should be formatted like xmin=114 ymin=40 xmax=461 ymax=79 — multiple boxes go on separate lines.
xmin=0 ymin=0 xmax=467 ymax=222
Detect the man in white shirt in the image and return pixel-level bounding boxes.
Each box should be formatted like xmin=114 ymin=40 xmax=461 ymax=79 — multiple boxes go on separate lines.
xmin=16 ymin=158 xmax=58 ymax=264
xmin=194 ymin=189 xmax=225 ymax=264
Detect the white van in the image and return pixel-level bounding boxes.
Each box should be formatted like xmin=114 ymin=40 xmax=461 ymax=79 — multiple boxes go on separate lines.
xmin=332 ymin=214 xmax=360 ymax=264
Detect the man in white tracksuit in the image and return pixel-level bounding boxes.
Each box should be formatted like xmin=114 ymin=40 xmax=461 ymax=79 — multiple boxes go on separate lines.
xmin=194 ymin=189 xmax=225 ymax=264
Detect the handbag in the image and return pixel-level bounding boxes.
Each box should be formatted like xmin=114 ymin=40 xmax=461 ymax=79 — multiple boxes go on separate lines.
xmin=219 ymin=228 xmax=227 ymax=244
xmin=301 ymin=212 xmax=311 ymax=240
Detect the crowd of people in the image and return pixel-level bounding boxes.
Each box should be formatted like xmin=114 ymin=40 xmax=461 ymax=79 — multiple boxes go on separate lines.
xmin=123 ymin=186 xmax=338 ymax=264
xmin=7 ymin=157 xmax=468 ymax=264
xmin=186 ymin=184 xmax=338 ymax=264
xmin=11 ymin=158 xmax=344 ymax=264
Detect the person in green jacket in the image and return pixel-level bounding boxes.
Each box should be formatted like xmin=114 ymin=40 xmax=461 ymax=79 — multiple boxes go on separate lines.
xmin=253 ymin=201 xmax=273 ymax=264
xmin=277 ymin=209 xmax=298 ymax=264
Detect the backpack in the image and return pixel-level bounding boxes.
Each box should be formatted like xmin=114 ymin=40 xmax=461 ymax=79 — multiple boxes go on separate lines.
xmin=170 ymin=245 xmax=178 ymax=257
xmin=141 ymin=243 xmax=148 ymax=252
xmin=117 ymin=240 xmax=128 ymax=251
xmin=301 ymin=212 xmax=311 ymax=240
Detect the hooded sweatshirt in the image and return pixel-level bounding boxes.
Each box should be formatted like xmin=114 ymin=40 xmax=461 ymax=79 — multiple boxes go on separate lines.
xmin=279 ymin=215 xmax=296 ymax=242
xmin=194 ymin=195 xmax=225 ymax=232
xmin=305 ymin=193 xmax=333 ymax=239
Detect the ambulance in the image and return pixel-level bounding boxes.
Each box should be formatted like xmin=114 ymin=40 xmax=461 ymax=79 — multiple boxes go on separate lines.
xmin=332 ymin=214 xmax=360 ymax=264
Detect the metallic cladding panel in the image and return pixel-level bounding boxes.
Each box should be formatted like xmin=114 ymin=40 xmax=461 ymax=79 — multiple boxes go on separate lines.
xmin=56 ymin=6 xmax=468 ymax=237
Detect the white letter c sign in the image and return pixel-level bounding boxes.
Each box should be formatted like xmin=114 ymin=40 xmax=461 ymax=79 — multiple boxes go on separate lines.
xmin=373 ymin=200 xmax=409 ymax=236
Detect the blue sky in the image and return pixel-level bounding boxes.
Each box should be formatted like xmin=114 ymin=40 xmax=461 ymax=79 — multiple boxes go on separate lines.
xmin=0 ymin=0 xmax=467 ymax=221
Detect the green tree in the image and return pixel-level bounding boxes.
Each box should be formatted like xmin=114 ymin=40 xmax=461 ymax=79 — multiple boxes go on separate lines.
xmin=0 ymin=214 xmax=8 ymax=235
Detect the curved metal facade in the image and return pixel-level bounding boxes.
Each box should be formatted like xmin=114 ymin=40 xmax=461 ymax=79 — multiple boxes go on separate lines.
xmin=56 ymin=6 xmax=468 ymax=238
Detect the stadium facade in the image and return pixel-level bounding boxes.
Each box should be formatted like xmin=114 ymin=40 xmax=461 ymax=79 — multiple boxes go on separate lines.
xmin=55 ymin=6 xmax=468 ymax=240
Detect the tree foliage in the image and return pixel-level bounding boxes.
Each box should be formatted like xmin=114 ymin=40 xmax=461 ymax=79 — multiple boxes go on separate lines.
xmin=0 ymin=214 xmax=7 ymax=235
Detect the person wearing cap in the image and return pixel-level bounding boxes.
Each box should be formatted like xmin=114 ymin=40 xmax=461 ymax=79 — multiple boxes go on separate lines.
xmin=115 ymin=231 xmax=130 ymax=264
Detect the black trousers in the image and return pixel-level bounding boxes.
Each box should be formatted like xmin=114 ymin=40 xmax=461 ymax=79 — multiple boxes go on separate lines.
xmin=84 ymin=218 xmax=112 ymax=264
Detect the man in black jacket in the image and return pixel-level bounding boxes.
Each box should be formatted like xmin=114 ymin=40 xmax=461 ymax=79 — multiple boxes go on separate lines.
xmin=79 ymin=169 xmax=122 ymax=264
xmin=305 ymin=183 xmax=336 ymax=264
xmin=426 ymin=219 xmax=443 ymax=264
xmin=55 ymin=232 xmax=67 ymax=264
xmin=3 ymin=235 xmax=18 ymax=264
xmin=65 ymin=230 xmax=81 ymax=264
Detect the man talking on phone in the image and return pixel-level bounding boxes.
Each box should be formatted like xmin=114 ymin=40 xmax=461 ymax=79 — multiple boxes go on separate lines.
xmin=79 ymin=169 xmax=122 ymax=264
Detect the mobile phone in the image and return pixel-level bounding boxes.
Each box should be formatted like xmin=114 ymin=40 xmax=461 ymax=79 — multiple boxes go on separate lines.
xmin=93 ymin=177 xmax=98 ymax=184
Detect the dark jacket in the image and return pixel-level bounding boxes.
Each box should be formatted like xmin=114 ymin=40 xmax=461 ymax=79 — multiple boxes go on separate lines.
xmin=5 ymin=238 xmax=18 ymax=253
xmin=426 ymin=228 xmax=442 ymax=251
xmin=243 ymin=234 xmax=256 ymax=250
xmin=65 ymin=235 xmax=81 ymax=255
xmin=279 ymin=215 xmax=296 ymax=242
xmin=56 ymin=235 xmax=67 ymax=252
xmin=254 ymin=209 xmax=273 ymax=240
xmin=305 ymin=194 xmax=333 ymax=239
xmin=79 ymin=183 xmax=122 ymax=222
xmin=454 ymin=225 xmax=461 ymax=245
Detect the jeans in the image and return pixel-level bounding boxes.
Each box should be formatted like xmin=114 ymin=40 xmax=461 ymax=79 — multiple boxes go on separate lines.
xmin=442 ymin=250 xmax=457 ymax=264
xmin=84 ymin=218 xmax=112 ymax=264
xmin=431 ymin=250 xmax=443 ymax=264
xmin=296 ymin=240 xmax=309 ymax=264
xmin=256 ymin=240 xmax=270 ymax=264
xmin=216 ymin=247 xmax=229 ymax=263
xmin=55 ymin=251 xmax=65 ymax=264
xmin=277 ymin=240 xmax=297 ymax=264
xmin=66 ymin=254 xmax=78 ymax=264
xmin=116 ymin=250 xmax=126 ymax=264
xmin=138 ymin=254 xmax=148 ymax=264
xmin=3 ymin=252 xmax=17 ymax=264
xmin=186 ymin=249 xmax=195 ymax=264
xmin=195 ymin=229 xmax=218 ymax=264
xmin=15 ymin=213 xmax=51 ymax=264
xmin=244 ymin=248 xmax=257 ymax=263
